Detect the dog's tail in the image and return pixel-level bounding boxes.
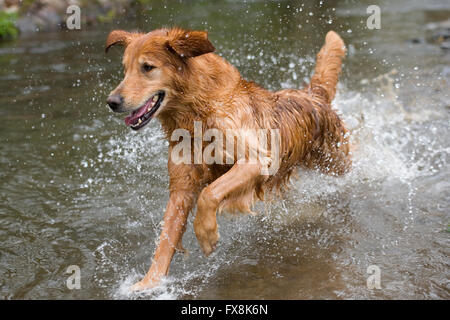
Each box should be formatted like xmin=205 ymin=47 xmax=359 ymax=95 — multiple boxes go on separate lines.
xmin=309 ymin=31 xmax=346 ymax=104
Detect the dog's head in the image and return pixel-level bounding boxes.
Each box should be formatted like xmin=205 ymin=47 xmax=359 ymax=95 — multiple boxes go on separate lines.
xmin=105 ymin=28 xmax=215 ymax=130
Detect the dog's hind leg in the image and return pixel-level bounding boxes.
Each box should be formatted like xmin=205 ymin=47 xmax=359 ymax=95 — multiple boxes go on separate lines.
xmin=194 ymin=161 xmax=262 ymax=256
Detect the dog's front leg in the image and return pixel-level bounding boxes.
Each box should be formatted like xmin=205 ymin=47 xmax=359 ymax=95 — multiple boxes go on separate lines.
xmin=131 ymin=157 xmax=200 ymax=291
xmin=131 ymin=190 xmax=195 ymax=291
xmin=194 ymin=161 xmax=262 ymax=256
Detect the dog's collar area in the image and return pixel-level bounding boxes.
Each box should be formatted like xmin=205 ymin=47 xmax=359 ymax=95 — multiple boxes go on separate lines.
xmin=125 ymin=91 xmax=165 ymax=130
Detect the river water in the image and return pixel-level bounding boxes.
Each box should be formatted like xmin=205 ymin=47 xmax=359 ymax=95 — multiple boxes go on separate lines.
xmin=0 ymin=0 xmax=449 ymax=299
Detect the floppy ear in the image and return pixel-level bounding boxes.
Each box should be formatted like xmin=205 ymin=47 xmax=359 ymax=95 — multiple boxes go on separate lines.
xmin=105 ymin=30 xmax=139 ymax=53
xmin=166 ymin=29 xmax=215 ymax=58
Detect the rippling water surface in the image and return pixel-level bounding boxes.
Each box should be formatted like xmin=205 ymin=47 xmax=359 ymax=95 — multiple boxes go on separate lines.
xmin=0 ymin=0 xmax=449 ymax=299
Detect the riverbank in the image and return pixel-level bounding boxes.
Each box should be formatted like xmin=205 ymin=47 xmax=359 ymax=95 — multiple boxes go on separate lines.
xmin=1 ymin=0 xmax=449 ymax=55
xmin=0 ymin=0 xmax=142 ymax=40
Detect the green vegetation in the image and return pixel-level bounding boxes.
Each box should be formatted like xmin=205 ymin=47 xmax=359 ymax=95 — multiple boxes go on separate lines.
xmin=18 ymin=0 xmax=35 ymax=14
xmin=0 ymin=11 xmax=18 ymax=41
xmin=97 ymin=9 xmax=117 ymax=24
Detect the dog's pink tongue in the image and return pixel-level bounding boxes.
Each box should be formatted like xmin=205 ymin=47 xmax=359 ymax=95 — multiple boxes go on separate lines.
xmin=124 ymin=104 xmax=148 ymax=126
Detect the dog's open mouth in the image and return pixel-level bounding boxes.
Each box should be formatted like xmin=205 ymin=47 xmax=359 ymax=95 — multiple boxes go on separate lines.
xmin=125 ymin=91 xmax=165 ymax=130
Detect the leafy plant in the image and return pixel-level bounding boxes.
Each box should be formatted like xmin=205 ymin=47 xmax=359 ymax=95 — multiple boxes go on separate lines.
xmin=0 ymin=11 xmax=18 ymax=41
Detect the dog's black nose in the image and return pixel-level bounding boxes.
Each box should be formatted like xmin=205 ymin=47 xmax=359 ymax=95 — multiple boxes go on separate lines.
xmin=107 ymin=94 xmax=123 ymax=112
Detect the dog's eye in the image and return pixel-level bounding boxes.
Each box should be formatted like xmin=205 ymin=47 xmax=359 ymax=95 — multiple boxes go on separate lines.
xmin=142 ymin=63 xmax=155 ymax=73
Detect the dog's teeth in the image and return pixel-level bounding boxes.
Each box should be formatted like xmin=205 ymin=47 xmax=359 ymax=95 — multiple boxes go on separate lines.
xmin=138 ymin=119 xmax=142 ymax=124
xmin=152 ymin=95 xmax=158 ymax=102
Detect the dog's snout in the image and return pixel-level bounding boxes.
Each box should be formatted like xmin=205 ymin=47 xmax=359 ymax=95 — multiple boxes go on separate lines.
xmin=107 ymin=94 xmax=124 ymax=112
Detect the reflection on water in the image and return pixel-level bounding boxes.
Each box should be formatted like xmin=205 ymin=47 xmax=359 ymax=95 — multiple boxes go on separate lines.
xmin=0 ymin=0 xmax=449 ymax=299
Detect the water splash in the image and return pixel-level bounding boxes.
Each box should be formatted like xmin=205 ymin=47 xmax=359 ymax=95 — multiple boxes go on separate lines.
xmin=77 ymin=69 xmax=449 ymax=299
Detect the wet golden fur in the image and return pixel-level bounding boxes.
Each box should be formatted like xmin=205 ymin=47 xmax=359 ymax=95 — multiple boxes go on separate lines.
xmin=105 ymin=27 xmax=351 ymax=290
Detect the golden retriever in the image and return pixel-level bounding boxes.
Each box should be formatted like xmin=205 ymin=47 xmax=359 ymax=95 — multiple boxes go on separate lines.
xmin=105 ymin=27 xmax=351 ymax=291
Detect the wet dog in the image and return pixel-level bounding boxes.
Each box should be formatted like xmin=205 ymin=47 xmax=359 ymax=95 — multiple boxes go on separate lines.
xmin=105 ymin=27 xmax=351 ymax=291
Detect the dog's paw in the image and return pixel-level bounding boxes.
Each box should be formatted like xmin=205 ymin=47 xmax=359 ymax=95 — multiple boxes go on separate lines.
xmin=198 ymin=230 xmax=219 ymax=256
xmin=194 ymin=219 xmax=220 ymax=256
xmin=130 ymin=278 xmax=159 ymax=292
